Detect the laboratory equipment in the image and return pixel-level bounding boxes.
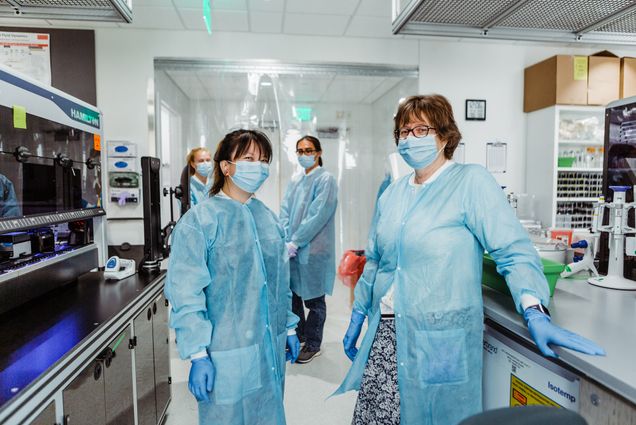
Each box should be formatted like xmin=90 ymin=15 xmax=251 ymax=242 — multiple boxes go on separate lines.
xmin=0 ymin=64 xmax=105 ymax=315
xmin=0 ymin=232 xmax=31 ymax=259
xmin=561 ymin=240 xmax=599 ymax=278
xmin=588 ymin=186 xmax=636 ymax=290
xmin=104 ymin=255 xmax=136 ymax=280
xmin=140 ymin=156 xmax=177 ymax=272
xmin=601 ymin=96 xmax=636 ymax=281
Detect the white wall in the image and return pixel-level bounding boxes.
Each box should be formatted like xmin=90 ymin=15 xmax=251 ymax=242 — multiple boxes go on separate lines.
xmin=95 ymin=27 xmax=636 ymax=245
xmin=418 ymin=39 xmax=636 ymax=192
xmin=95 ymin=29 xmax=419 ymax=244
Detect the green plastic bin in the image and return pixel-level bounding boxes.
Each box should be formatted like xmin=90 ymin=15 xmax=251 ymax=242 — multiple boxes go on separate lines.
xmin=557 ymin=157 xmax=575 ymax=167
xmin=482 ymin=253 xmax=565 ymax=297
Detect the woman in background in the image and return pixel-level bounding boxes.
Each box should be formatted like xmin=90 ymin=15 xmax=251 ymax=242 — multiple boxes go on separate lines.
xmin=280 ymin=135 xmax=338 ymax=364
xmin=186 ymin=147 xmax=212 ymax=206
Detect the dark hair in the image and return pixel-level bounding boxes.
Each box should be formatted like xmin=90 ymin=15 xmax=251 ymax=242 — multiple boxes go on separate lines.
xmin=393 ymin=94 xmax=462 ymax=160
xmin=296 ymin=135 xmax=323 ymax=166
xmin=210 ymin=129 xmax=273 ymax=195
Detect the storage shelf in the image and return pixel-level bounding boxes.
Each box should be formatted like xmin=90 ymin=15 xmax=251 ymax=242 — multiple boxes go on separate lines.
xmin=556 ymin=198 xmax=599 ymax=202
xmin=558 ymin=139 xmax=603 ymax=146
xmin=557 ymin=167 xmax=602 ymax=172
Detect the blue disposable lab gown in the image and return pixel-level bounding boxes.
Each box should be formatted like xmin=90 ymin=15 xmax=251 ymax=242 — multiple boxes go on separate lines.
xmin=0 ymin=174 xmax=21 ymax=217
xmin=190 ymin=175 xmax=211 ymax=207
xmin=165 ymin=195 xmax=299 ymax=425
xmin=335 ymin=163 xmax=550 ymax=425
xmin=280 ymin=167 xmax=338 ymax=300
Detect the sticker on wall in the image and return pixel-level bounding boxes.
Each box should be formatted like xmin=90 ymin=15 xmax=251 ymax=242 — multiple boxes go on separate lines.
xmin=13 ymin=105 xmax=26 ymax=129
xmin=94 ymin=134 xmax=101 ymax=151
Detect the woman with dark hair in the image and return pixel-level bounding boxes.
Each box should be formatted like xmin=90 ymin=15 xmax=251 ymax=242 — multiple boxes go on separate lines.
xmin=279 ymin=135 xmax=338 ymax=363
xmin=165 ymin=129 xmax=300 ymax=425
xmin=185 ymin=147 xmax=212 ymax=206
xmin=335 ymin=95 xmax=605 ymax=424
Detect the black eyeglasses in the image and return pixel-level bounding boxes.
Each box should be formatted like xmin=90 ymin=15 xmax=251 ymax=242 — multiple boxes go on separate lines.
xmin=296 ymin=149 xmax=317 ymax=155
xmin=395 ymin=125 xmax=436 ymax=140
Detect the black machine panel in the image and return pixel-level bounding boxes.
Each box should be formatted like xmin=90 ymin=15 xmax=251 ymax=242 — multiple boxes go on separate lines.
xmin=602 ymin=99 xmax=636 ymax=279
xmin=0 ymin=104 xmax=102 ymax=226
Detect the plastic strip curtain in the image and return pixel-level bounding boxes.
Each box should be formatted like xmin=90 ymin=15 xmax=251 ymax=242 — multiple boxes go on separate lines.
xmin=154 ymin=60 xmax=417 ymax=260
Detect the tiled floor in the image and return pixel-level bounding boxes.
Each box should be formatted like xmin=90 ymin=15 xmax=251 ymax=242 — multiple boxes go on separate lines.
xmin=163 ymin=281 xmax=359 ymax=425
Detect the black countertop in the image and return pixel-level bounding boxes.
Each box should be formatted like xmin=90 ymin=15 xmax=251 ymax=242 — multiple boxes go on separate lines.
xmin=0 ymin=269 xmax=165 ymax=407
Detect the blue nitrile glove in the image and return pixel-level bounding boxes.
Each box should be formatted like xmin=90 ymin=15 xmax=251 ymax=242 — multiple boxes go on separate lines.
xmin=286 ymin=242 xmax=298 ymax=259
xmin=524 ymin=308 xmax=606 ymax=358
xmin=286 ymin=334 xmax=301 ymax=363
xmin=189 ymin=357 xmax=215 ymax=402
xmin=343 ymin=310 xmax=366 ymax=361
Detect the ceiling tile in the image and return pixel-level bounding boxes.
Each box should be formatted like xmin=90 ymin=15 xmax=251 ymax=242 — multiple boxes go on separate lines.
xmin=345 ymin=15 xmax=392 ymax=37
xmin=178 ymin=7 xmax=209 ymax=31
xmin=128 ymin=6 xmax=184 ymax=30
xmin=278 ymin=74 xmax=334 ymax=103
xmin=356 ymin=0 xmax=390 ymax=17
xmin=284 ymin=13 xmax=349 ymax=36
xmin=248 ymin=0 xmax=284 ymax=13
xmin=133 ymin=0 xmax=174 ymax=6
xmin=174 ymin=0 xmax=247 ymax=10
xmin=250 ymin=11 xmax=282 ymax=33
xmin=286 ymin=0 xmax=359 ymax=15
xmin=210 ymin=9 xmax=249 ymax=31
xmin=363 ymin=76 xmax=403 ymax=103
xmin=177 ymin=7 xmax=249 ymax=31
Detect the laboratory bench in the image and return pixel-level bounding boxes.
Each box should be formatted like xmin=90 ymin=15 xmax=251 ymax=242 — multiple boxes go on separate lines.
xmin=483 ymin=277 xmax=636 ymax=425
xmin=0 ymin=269 xmax=170 ymax=425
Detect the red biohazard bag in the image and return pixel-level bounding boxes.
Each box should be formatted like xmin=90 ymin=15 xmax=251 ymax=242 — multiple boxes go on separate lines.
xmin=337 ymin=250 xmax=366 ymax=288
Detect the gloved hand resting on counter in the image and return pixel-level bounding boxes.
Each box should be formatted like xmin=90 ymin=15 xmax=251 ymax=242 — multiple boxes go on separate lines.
xmin=343 ymin=310 xmax=366 ymax=361
xmin=189 ymin=357 xmax=215 ymax=402
xmin=524 ymin=307 xmax=606 ymax=358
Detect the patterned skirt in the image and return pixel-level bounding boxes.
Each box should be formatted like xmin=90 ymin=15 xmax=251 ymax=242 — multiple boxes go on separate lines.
xmin=352 ymin=318 xmax=400 ymax=425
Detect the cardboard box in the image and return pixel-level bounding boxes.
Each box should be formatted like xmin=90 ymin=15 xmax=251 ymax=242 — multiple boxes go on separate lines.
xmin=524 ymin=55 xmax=588 ymax=113
xmin=620 ymin=57 xmax=636 ymax=99
xmin=588 ymin=50 xmax=620 ymax=105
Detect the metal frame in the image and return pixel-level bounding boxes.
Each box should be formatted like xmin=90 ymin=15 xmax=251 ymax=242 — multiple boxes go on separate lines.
xmin=0 ymin=0 xmax=132 ymax=22
xmin=393 ymin=0 xmax=636 ymax=45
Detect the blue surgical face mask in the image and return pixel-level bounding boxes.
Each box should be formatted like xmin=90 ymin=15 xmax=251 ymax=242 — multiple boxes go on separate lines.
xmin=397 ymin=135 xmax=445 ymax=170
xmin=196 ymin=161 xmax=212 ymax=177
xmin=298 ymin=154 xmax=316 ymax=169
xmin=229 ymin=160 xmax=270 ymax=193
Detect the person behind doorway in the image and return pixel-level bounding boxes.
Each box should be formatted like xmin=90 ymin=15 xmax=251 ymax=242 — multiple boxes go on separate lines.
xmin=280 ymin=135 xmax=338 ymax=364
xmin=335 ymin=95 xmax=605 ymax=425
xmin=186 ymin=147 xmax=212 ymax=206
xmin=165 ymin=129 xmax=300 ymax=425
xmin=0 ymin=173 xmax=21 ymax=217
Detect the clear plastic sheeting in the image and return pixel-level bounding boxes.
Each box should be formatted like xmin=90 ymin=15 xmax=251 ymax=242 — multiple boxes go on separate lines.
xmin=153 ymin=60 xmax=417 ymax=257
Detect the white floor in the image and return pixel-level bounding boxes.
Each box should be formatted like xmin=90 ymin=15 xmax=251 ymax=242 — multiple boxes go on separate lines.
xmin=163 ymin=281 xmax=359 ymax=425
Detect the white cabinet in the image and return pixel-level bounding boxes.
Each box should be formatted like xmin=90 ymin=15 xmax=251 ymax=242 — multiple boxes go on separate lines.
xmin=526 ymin=105 xmax=605 ymax=231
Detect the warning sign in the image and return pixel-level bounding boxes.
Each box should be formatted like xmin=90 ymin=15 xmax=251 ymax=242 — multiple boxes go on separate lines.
xmin=510 ymin=374 xmax=561 ymax=408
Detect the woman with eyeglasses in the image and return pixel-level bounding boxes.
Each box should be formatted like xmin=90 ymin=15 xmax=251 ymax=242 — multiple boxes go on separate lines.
xmin=279 ymin=135 xmax=338 ymax=364
xmin=334 ymin=95 xmax=605 ymax=425
xmin=165 ymin=129 xmax=300 ymax=425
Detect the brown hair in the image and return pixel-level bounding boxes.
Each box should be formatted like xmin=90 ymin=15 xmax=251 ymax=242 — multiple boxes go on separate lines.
xmin=296 ymin=135 xmax=323 ymax=166
xmin=394 ymin=94 xmax=462 ymax=160
xmin=210 ymin=129 xmax=273 ymax=195
xmin=186 ymin=147 xmax=211 ymax=175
